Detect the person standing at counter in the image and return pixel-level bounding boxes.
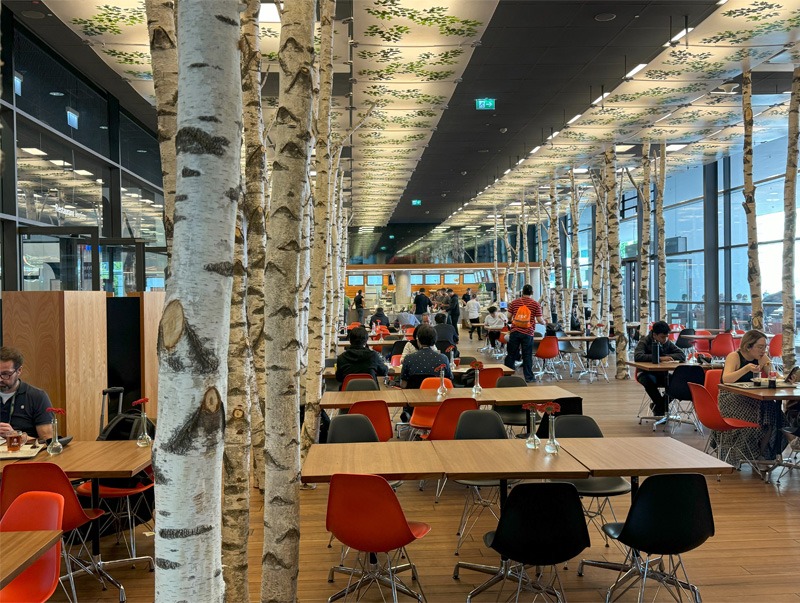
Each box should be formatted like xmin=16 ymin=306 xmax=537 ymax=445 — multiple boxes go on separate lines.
xmin=0 ymin=346 xmax=53 ymax=443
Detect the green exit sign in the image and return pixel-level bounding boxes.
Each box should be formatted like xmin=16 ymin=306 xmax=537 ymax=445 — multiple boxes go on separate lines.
xmin=412 ymin=199 xmax=422 ymax=206
xmin=475 ymin=98 xmax=496 ymax=110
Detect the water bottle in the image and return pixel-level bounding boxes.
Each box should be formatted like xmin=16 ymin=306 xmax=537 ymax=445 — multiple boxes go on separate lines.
xmin=653 ymin=341 xmax=660 ymax=364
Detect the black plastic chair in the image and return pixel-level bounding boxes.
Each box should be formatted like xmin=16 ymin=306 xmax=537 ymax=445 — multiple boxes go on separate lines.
xmin=344 ymin=378 xmax=380 ymax=392
xmin=665 ymin=364 xmax=706 ymax=433
xmin=389 ymin=339 xmax=409 ymax=359
xmin=436 ymin=340 xmax=459 ymax=359
xmin=601 ymin=474 xmax=715 ymax=603
xmin=492 ymin=375 xmax=528 ymax=434
xmin=455 ymin=482 xmax=590 ymax=602
xmin=675 ymin=327 xmax=696 ymax=351
xmin=327 ymin=414 xmax=379 ymax=443
xmin=550 ymin=416 xmax=631 ymax=549
xmin=535 ymin=396 xmax=583 ymax=439
xmin=579 ymin=336 xmax=610 ymax=382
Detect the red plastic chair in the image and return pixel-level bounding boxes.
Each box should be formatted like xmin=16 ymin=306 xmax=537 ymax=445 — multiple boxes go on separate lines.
xmin=769 ymin=333 xmax=783 ymax=368
xmin=694 ymin=330 xmax=712 ymax=354
xmin=341 ymin=373 xmax=376 ymax=391
xmin=709 ymin=333 xmax=735 ymax=359
xmin=1 ymin=463 xmax=105 ymax=602
xmin=535 ymin=336 xmax=562 ymax=381
xmin=347 ymin=322 xmax=362 ymax=330
xmin=425 ymin=398 xmax=479 ymax=441
xmin=407 ymin=378 xmax=453 ymax=434
xmin=404 ymin=327 xmax=416 ymax=340
xmin=704 ymin=369 xmax=723 ymax=402
xmin=390 ymin=354 xmax=403 ymax=367
xmin=0 ymin=491 xmax=64 ymax=602
xmin=349 ymin=400 xmax=394 ymax=442
xmin=325 ymin=474 xmax=430 ymax=601
xmin=668 ymin=324 xmax=683 ymax=343
xmin=731 ymin=329 xmax=745 ymax=350
xmin=688 ymin=383 xmax=759 ymax=466
xmin=478 ymin=367 xmax=504 ymax=389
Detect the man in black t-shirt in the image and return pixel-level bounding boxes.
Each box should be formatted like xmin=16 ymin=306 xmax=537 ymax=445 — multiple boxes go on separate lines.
xmin=413 ymin=288 xmax=432 ymax=323
xmin=353 ymin=289 xmax=365 ymax=324
xmin=0 ymin=346 xmax=53 ymax=442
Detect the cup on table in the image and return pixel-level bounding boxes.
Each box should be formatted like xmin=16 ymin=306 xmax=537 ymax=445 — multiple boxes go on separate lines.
xmin=6 ymin=430 xmax=23 ymax=452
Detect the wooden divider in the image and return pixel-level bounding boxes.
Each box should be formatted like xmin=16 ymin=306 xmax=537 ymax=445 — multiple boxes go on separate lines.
xmin=130 ymin=291 xmax=164 ymax=420
xmin=2 ymin=291 xmax=108 ymax=441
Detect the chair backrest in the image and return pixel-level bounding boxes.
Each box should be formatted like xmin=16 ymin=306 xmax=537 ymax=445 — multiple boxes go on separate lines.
xmin=553 ymin=414 xmax=604 ymax=438
xmin=688 ymin=383 xmax=731 ymax=432
xmin=769 ymin=333 xmax=783 ymax=357
xmin=345 ymin=378 xmax=380 ymax=392
xmin=0 ymin=463 xmax=95 ymax=531
xmin=404 ymin=373 xmax=436 ymax=390
xmin=535 ymin=396 xmax=584 ymax=438
xmin=586 ymin=336 xmax=610 ymax=360
xmin=496 ymin=375 xmax=526 ymax=388
xmin=341 ymin=373 xmax=376 ymax=391
xmin=617 ymin=473 xmax=714 ymax=555
xmin=327 ymin=414 xmax=380 ymax=443
xmin=668 ymin=324 xmax=682 ymax=342
xmin=420 ymin=377 xmax=453 ymax=389
xmin=490 ymin=482 xmax=590 ymax=566
xmin=703 ymin=368 xmax=723 ymax=401
xmin=390 ymin=340 xmax=408 ymax=358
xmin=675 ymin=328 xmax=696 ymax=349
xmin=390 ymin=354 xmax=403 ymax=367
xmin=478 ymin=367 xmax=504 ymax=388
xmin=535 ymin=335 xmax=560 ymax=359
xmin=667 ymin=365 xmax=706 ymax=401
xmin=454 ymin=410 xmax=508 ymax=439
xmin=326 ymin=473 xmax=418 ymax=553
xmin=459 ymin=356 xmax=477 ymax=366
xmin=426 ymin=398 xmax=479 ymax=440
xmin=436 ymin=341 xmax=457 ymax=356
xmin=709 ymin=332 xmax=735 ymax=357
xmin=0 ymin=491 xmax=64 ymax=602
xmin=349 ymin=400 xmax=393 ymax=442
xmin=694 ymin=330 xmax=712 ymax=352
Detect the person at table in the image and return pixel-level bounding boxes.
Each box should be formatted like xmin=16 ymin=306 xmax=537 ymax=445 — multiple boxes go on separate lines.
xmin=634 ymin=321 xmax=686 ymax=416
xmin=483 ymin=305 xmax=507 ymax=348
xmin=413 ymin=288 xmax=432 ymax=323
xmin=466 ymin=294 xmax=482 ymax=340
xmin=369 ymin=307 xmax=390 ymax=329
xmin=446 ymin=288 xmax=461 ymax=330
xmin=433 ymin=312 xmax=460 ymax=357
xmin=335 ymin=326 xmax=388 ymax=390
xmin=395 ymin=310 xmax=419 ymax=329
xmin=715 ymin=329 xmax=786 ymax=463
xmin=353 ymin=289 xmax=365 ymax=324
xmin=400 ymin=324 xmax=435 ymax=363
xmin=0 ymin=346 xmax=53 ymax=443
xmin=399 ymin=325 xmax=453 ymax=389
xmin=504 ymin=284 xmax=546 ymax=383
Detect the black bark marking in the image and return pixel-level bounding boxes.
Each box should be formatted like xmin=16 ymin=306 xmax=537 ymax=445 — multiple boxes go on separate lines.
xmin=174 ymin=194 xmax=188 ymax=202
xmin=155 ymin=557 xmax=181 ymax=569
xmin=278 ymin=240 xmax=301 ymax=253
xmin=151 ymin=448 xmax=171 ymax=485
xmin=164 ymin=352 xmax=185 ymax=372
xmin=199 ymin=115 xmax=221 ymax=123
xmin=181 ymin=167 xmax=201 ymax=177
xmin=159 ymin=524 xmax=214 ymax=539
xmin=279 ymin=140 xmax=308 ymax=159
xmin=277 ymin=527 xmax=300 ymax=544
xmin=189 ymin=62 xmax=209 ymax=68
xmin=162 ymin=396 xmax=224 ymax=455
xmin=184 ymin=321 xmax=220 ymax=372
xmin=215 ymin=14 xmax=238 ymax=26
xmin=204 ymin=261 xmax=235 ymax=277
xmin=176 ymin=126 xmax=229 ymax=157
xmin=225 ymin=187 xmax=240 ymax=202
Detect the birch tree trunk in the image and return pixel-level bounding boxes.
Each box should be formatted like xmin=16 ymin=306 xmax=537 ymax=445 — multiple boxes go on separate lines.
xmin=145 ymin=0 xmax=178 ymax=264
xmin=261 ymin=2 xmax=315 ymax=599
xmin=742 ymin=70 xmax=764 ymax=330
xmin=502 ymin=212 xmax=515 ymax=300
xmin=638 ymin=142 xmax=652 ymax=336
xmin=604 ymin=149 xmax=628 ymax=378
xmin=301 ymin=0 xmax=335 ymax=459
xmin=569 ymin=169 xmax=584 ymax=332
xmin=549 ymin=185 xmax=565 ymax=324
xmin=240 ymin=0 xmax=267 ymax=493
xmin=153 ymin=2 xmax=242 ymax=600
xmin=513 ymin=219 xmax=521 ymax=294
xmin=493 ymin=212 xmax=500 ymax=301
xmin=590 ymin=183 xmax=606 ymax=332
xmin=222 ymin=204 xmax=251 ymax=603
xmin=655 ymin=143 xmax=667 ymax=320
xmin=782 ymin=65 xmax=800 ymax=370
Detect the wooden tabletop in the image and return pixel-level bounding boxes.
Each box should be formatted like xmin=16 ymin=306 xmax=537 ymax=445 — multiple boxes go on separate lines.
xmin=320 ymin=389 xmax=409 ymax=409
xmin=488 ymin=385 xmax=578 ymax=404
xmin=0 ymin=530 xmax=62 ymax=588
xmin=301 ymin=441 xmax=444 ymax=483
xmin=401 ymin=389 xmax=496 ymax=405
xmin=16 ymin=440 xmax=152 ymax=478
xmin=336 ymin=340 xmax=397 ymax=348
xmin=431 ymin=439 xmax=590 ymax=480
xmin=718 ymin=383 xmax=800 ymax=401
xmin=558 ymin=335 xmax=597 ymax=342
xmin=625 ymin=360 xmax=686 ymax=372
xmin=322 ymin=362 xmax=514 ymax=380
xmin=559 ymin=437 xmax=733 ymax=477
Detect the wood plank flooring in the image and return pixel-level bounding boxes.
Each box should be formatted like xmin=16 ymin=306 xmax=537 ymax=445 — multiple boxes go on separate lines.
xmin=48 ymin=336 xmax=800 ymax=602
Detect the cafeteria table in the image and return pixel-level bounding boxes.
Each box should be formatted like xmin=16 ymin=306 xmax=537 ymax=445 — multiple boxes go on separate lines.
xmin=321 ymin=362 xmax=514 ymax=380
xmin=0 ymin=529 xmax=62 ymax=588
xmin=625 ymin=359 xmax=701 ymax=429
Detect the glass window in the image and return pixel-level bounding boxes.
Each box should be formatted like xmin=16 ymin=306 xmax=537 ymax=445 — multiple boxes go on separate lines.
xmin=663 ymin=166 xmax=702 ymax=206
xmin=410 ymin=274 xmax=423 ymax=285
xmin=120 ymin=113 xmax=162 ymax=187
xmin=145 ymin=250 xmax=166 ymax=291
xmin=16 ymin=119 xmax=110 ymax=229
xmin=664 ymin=201 xmax=704 ymax=252
xmin=444 ymin=274 xmax=459 ymax=285
xmin=347 ymin=275 xmax=363 ymax=286
xmin=424 ymin=274 xmax=440 ymax=285
xmin=665 ymin=251 xmax=705 ymax=325
xmin=463 ymin=273 xmax=477 ymax=284
xmin=121 ymin=176 xmax=165 ymax=246
xmin=619 ymin=218 xmax=638 ymax=259
xmin=366 ymin=275 xmax=382 ymax=286
xmin=13 ymin=30 xmax=110 ymax=157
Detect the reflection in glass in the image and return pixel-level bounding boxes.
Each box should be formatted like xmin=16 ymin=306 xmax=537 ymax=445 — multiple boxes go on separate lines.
xmin=100 ymin=245 xmax=137 ymax=296
xmin=22 ymin=234 xmax=93 ymax=291
xmin=121 ymin=176 xmax=166 ymax=246
xmin=120 ymin=114 xmax=162 ymax=187
xmin=145 ymin=252 xmax=167 ymax=291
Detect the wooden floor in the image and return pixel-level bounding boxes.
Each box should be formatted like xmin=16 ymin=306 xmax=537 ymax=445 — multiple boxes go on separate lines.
xmin=50 ymin=336 xmax=800 ymax=602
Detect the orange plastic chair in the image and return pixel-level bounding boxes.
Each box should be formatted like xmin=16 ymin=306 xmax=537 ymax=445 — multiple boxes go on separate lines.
xmin=390 ymin=354 xmax=403 ymax=367
xmin=478 ymin=366 xmax=504 ymax=388
xmin=349 ymin=400 xmax=394 ymax=442
xmin=325 ymin=474 xmax=430 ymax=601
xmin=693 ymin=330 xmax=712 ymax=354
xmin=0 ymin=491 xmax=64 ymax=603
xmin=689 ymin=383 xmax=759 ymax=464
xmin=347 ymin=322 xmax=362 ymax=330
xmin=668 ymin=324 xmax=682 ymax=342
xmin=709 ymin=333 xmax=735 ymax=359
xmin=341 ymin=373 xmax=376 ymax=391
xmin=425 ymin=398 xmax=479 ymax=441
xmin=1 ymin=463 xmax=105 ymax=603
xmin=769 ymin=333 xmax=783 ymax=367
xmin=731 ymin=329 xmax=745 ymax=350
xmin=408 ymin=377 xmax=453 ymax=433
xmin=704 ymin=369 xmax=723 ymax=402
xmin=404 ymin=326 xmax=416 ymax=340
xmin=535 ymin=335 xmax=562 ymax=380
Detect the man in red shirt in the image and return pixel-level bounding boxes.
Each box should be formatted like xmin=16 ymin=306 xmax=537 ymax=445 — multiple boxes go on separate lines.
xmin=504 ymin=284 xmax=546 ymax=383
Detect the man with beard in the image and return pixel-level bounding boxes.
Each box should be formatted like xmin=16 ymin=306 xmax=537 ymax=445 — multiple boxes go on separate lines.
xmin=0 ymin=346 xmax=53 ymax=443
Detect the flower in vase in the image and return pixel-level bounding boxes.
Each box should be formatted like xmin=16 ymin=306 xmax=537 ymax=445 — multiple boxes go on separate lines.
xmin=434 ymin=364 xmax=446 ymax=373
xmin=132 ymin=397 xmax=149 ymax=410
xmin=46 ymin=407 xmax=66 ymax=416
xmin=470 ymin=360 xmax=484 ymax=370
xmin=534 ymin=401 xmax=561 ymax=416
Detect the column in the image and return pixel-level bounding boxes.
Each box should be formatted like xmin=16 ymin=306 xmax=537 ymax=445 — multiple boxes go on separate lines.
xmin=394 ymin=270 xmax=411 ymax=307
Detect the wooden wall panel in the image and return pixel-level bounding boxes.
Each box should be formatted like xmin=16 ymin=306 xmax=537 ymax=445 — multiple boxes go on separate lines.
xmin=139 ymin=291 xmax=164 ymax=420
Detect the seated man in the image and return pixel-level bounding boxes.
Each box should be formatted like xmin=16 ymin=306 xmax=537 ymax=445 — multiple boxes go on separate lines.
xmin=0 ymin=346 xmax=54 ymax=444
xmin=369 ymin=307 xmax=390 ymax=329
xmin=335 ymin=326 xmax=388 ymax=390
xmin=395 ymin=310 xmax=419 ymax=328
xmin=634 ymin=320 xmax=686 ymax=416
xmin=433 ymin=312 xmax=459 ymax=346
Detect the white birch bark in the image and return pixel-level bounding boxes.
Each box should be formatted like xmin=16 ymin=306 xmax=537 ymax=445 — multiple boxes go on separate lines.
xmin=604 ymin=149 xmax=628 ymax=378
xmin=638 ymin=142 xmax=652 ymax=335
xmin=742 ymin=70 xmax=764 ymax=330
xmin=568 ymin=169 xmax=584 ymax=332
xmin=655 ymin=143 xmax=667 ymax=320
xmin=782 ymin=65 xmax=800 ymax=370
xmin=145 ymin=0 xmax=178 ymax=265
xmin=493 ymin=212 xmax=500 ymax=301
xmin=261 ymin=1 xmax=315 ymax=598
xmin=502 ymin=212 xmax=515 ymax=300
xmin=153 ymin=1 xmax=242 ymax=600
xmin=549 ymin=185 xmax=565 ymax=324
xmin=590 ymin=177 xmax=606 ymax=333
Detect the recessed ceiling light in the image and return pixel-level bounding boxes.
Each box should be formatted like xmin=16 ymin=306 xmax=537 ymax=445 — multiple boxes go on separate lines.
xmin=547 ymin=130 xmax=560 ymax=140
xmin=20 ymin=147 xmax=46 ymax=156
xmin=503 ymin=168 xmax=511 ymax=175
xmin=49 ymin=91 xmax=64 ymax=97
xmin=573 ymin=168 xmax=589 ymax=174
xmin=74 ymin=169 xmax=93 ymax=177
xmin=624 ymin=63 xmax=647 ymax=79
xmin=654 ymin=112 xmax=673 ymax=124
xmin=595 ymin=13 xmax=616 ymax=22
xmin=48 ymin=159 xmax=71 ymax=167
xmin=615 ymin=144 xmax=635 ymax=153
xmin=567 ymin=114 xmax=581 ymax=125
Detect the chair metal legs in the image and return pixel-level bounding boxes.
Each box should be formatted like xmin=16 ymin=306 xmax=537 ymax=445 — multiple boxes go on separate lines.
xmin=577 ymin=358 xmax=608 ymax=383
xmin=453 ymin=485 xmax=500 ymax=556
xmin=454 ymin=559 xmax=567 ymax=603
xmin=327 ymin=548 xmax=426 ymax=602
xmin=604 ymin=549 xmax=702 ymax=603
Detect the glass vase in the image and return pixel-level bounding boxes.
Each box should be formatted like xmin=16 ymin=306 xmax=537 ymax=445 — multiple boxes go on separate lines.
xmin=526 ymin=410 xmax=540 ymax=449
xmin=137 ymin=411 xmax=152 ymax=447
xmin=544 ymin=414 xmax=560 ymax=454
xmin=437 ymin=370 xmax=448 ymax=401
xmin=471 ymin=369 xmax=483 ymax=398
xmin=449 ymin=352 xmax=456 ymax=373
xmin=47 ymin=417 xmax=63 ymax=456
